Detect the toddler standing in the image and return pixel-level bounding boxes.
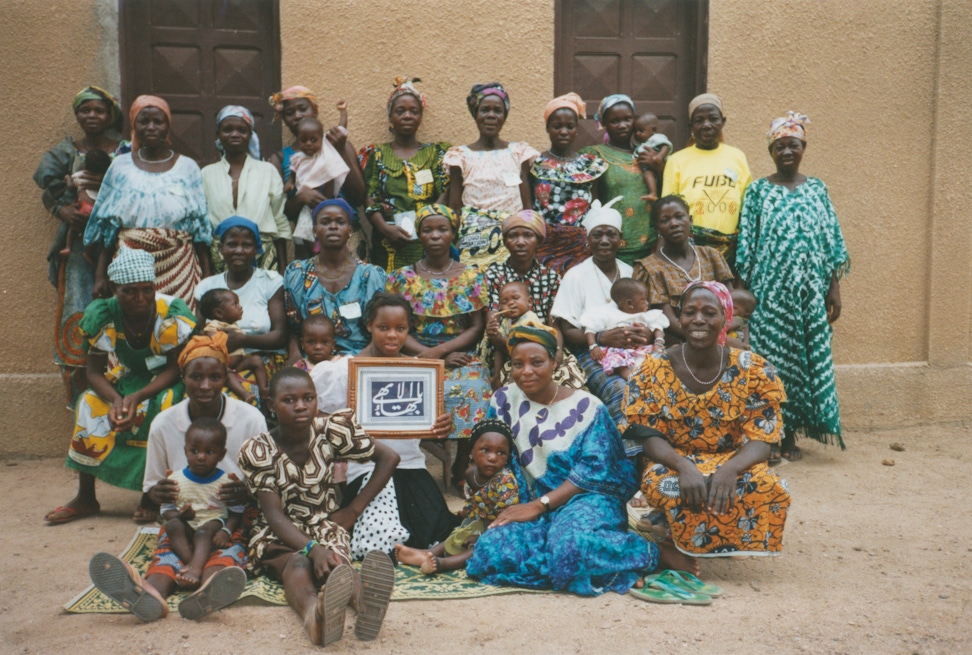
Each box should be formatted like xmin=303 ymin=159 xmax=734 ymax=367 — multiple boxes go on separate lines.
xmin=631 ymin=113 xmax=673 ymax=202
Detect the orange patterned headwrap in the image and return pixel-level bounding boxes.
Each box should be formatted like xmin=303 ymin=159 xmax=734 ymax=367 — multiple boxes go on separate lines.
xmin=269 ymin=86 xmax=319 ymax=123
xmin=178 ymin=331 xmax=230 ymax=370
xmin=129 ymin=95 xmax=172 ymax=152
xmin=544 ymin=92 xmax=586 ymax=124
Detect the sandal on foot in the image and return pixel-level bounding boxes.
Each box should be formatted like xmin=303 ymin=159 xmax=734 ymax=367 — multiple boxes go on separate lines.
xmin=355 ymin=550 xmax=395 ymax=641
xmin=178 ymin=566 xmax=247 ymax=620
xmin=781 ymin=446 xmax=803 ymax=462
xmin=132 ymin=505 xmax=159 ymax=524
xmin=768 ymin=447 xmax=782 ymax=466
xmin=44 ymin=503 xmax=100 ymax=525
xmin=321 ymin=563 xmax=354 ymax=646
xmin=629 ymin=577 xmax=712 ymax=606
xmin=658 ymin=569 xmax=723 ymax=598
xmin=89 ymin=552 xmax=168 ymax=621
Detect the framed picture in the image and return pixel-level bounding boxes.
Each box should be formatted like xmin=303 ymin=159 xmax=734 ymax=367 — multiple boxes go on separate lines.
xmin=347 ymin=358 xmax=445 ymax=439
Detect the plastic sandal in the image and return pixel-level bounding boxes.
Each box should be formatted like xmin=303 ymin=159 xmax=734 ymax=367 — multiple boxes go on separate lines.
xmin=355 ymin=550 xmax=395 ymax=641
xmin=629 ymin=577 xmax=712 ymax=606
xmin=321 ymin=563 xmax=354 ymax=646
xmin=178 ymin=566 xmax=247 ymax=620
xmin=89 ymin=552 xmax=168 ymax=621
xmin=659 ymin=569 xmax=724 ymax=598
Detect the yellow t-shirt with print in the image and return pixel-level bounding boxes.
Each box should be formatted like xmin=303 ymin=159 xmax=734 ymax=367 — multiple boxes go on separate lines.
xmin=662 ymin=144 xmax=753 ymax=235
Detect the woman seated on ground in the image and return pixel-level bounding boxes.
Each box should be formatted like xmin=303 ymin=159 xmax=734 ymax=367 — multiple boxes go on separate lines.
xmin=466 ymin=324 xmax=697 ymax=595
xmin=326 ymin=292 xmax=459 ymax=558
xmin=444 ymin=82 xmax=538 ymax=269
xmin=385 ymin=205 xmax=492 ymax=486
xmin=239 ymin=368 xmax=398 ymax=646
xmin=550 ymin=198 xmax=645 ymax=455
xmin=84 ymin=95 xmax=211 ymax=306
xmin=195 ymin=216 xmax=288 ymax=404
xmin=202 ymin=105 xmax=291 ymax=273
xmin=633 ymin=195 xmax=734 ymax=342
xmin=87 ymin=332 xmax=266 ymax=622
xmin=45 ymin=248 xmax=195 ymax=525
xmin=283 ymin=198 xmax=387 ymax=360
xmin=359 ymin=76 xmax=451 ymax=271
xmin=623 ymin=281 xmax=791 ymax=558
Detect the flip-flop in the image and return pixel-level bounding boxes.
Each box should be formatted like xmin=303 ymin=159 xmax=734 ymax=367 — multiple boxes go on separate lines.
xmin=768 ymin=447 xmax=783 ymax=466
xmin=781 ymin=446 xmax=803 ymax=462
xmin=321 ymin=563 xmax=354 ymax=646
xmin=44 ymin=504 xmax=99 ymax=525
xmin=89 ymin=552 xmax=168 ymax=621
xmin=629 ymin=577 xmax=712 ymax=606
xmin=658 ymin=569 xmax=723 ymax=598
xmin=355 ymin=550 xmax=395 ymax=641
xmin=177 ymin=566 xmax=247 ymax=620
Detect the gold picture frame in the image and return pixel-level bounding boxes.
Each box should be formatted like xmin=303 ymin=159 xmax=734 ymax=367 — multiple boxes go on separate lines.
xmin=347 ymin=358 xmax=446 ymax=439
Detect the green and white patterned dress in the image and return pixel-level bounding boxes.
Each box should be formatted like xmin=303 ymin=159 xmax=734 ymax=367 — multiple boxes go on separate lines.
xmin=736 ymin=177 xmax=849 ymax=447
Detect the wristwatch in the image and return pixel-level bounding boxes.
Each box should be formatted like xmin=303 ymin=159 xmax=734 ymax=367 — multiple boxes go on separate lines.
xmin=539 ymin=495 xmax=551 ymax=512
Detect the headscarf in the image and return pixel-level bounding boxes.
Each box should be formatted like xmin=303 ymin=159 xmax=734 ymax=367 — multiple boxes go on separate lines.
xmin=544 ymin=92 xmax=586 ymax=124
xmin=107 ymin=247 xmax=155 ymax=286
xmin=502 ymin=210 xmax=546 ymax=241
xmin=387 ymin=76 xmax=427 ymax=115
xmin=507 ymin=322 xmax=559 ymax=359
xmin=469 ymin=418 xmax=514 ymax=448
xmin=583 ymin=196 xmax=623 ymax=235
xmin=178 ymin=331 xmax=230 ymax=370
xmin=215 ymin=105 xmax=261 ymax=159
xmin=680 ymin=280 xmax=734 ymax=346
xmin=688 ymin=93 xmax=723 ymax=119
xmin=415 ymin=204 xmax=459 ymax=232
xmin=73 ymin=86 xmax=122 ymax=131
xmin=767 ymin=110 xmax=810 ymax=144
xmin=312 ymin=198 xmax=358 ymax=224
xmin=593 ymin=94 xmax=634 ymax=130
xmin=466 ymin=83 xmax=509 ymax=117
xmin=214 ymin=216 xmax=263 ymax=255
xmin=269 ymin=85 xmax=319 ymax=123
xmin=129 ymin=95 xmax=172 ymax=152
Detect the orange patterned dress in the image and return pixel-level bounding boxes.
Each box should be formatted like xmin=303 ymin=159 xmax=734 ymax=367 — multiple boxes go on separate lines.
xmin=623 ymin=349 xmax=791 ymax=556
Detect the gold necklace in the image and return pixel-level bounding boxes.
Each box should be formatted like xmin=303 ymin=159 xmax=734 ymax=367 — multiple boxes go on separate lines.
xmin=316 ymin=256 xmax=354 ymax=281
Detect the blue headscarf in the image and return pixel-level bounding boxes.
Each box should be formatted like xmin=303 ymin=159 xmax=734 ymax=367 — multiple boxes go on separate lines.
xmin=312 ymin=198 xmax=358 ymax=223
xmin=214 ymin=216 xmax=263 ymax=255
xmin=215 ymin=105 xmax=261 ymax=159
xmin=593 ymin=94 xmax=635 ymax=130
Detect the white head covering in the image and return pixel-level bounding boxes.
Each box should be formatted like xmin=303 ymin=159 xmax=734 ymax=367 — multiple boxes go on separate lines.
xmin=583 ymin=196 xmax=624 ymax=234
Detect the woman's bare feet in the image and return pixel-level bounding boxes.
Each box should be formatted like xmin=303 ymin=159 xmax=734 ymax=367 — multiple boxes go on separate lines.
xmin=303 ymin=590 xmax=324 ymax=645
xmin=656 ymin=540 xmax=701 ymax=577
xmin=419 ymin=553 xmax=440 ymax=576
xmin=393 ymin=544 xmax=430 ymax=567
xmin=175 ymin=566 xmax=201 ymax=589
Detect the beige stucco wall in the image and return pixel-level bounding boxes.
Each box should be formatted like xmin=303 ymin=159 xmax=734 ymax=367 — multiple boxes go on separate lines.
xmin=1 ymin=0 xmax=969 ymax=456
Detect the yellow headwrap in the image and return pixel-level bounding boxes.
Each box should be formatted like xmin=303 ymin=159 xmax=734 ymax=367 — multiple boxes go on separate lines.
xmin=178 ymin=331 xmax=230 ymax=370
xmin=415 ymin=204 xmax=459 ymax=232
xmin=507 ymin=322 xmax=558 ymax=358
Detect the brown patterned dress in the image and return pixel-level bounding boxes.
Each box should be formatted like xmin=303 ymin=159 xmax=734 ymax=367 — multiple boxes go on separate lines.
xmin=239 ymin=410 xmax=375 ymax=575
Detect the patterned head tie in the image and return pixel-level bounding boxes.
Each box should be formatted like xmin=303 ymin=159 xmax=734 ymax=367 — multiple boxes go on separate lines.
xmin=415 ymin=203 xmax=459 ymax=232
xmin=215 ymin=105 xmax=261 ymax=159
xmin=583 ymin=196 xmax=624 ymax=235
xmin=387 ymin=76 xmax=427 ymax=115
xmin=469 ymin=418 xmax=514 ymax=449
xmin=467 ymin=83 xmax=509 ymax=117
xmin=544 ymin=92 xmax=586 ymax=124
xmin=502 ymin=209 xmax=546 ymax=241
xmin=107 ymin=247 xmax=155 ymax=286
xmin=178 ymin=331 xmax=230 ymax=370
xmin=73 ymin=86 xmax=122 ymax=131
xmin=593 ymin=94 xmax=634 ymax=131
xmin=269 ymin=85 xmax=319 ymax=123
xmin=680 ymin=280 xmax=734 ymax=346
xmin=767 ymin=110 xmax=810 ymax=144
xmin=507 ymin=322 xmax=559 ymax=359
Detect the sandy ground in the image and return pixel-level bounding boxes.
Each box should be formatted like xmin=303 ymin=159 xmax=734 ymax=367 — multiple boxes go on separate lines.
xmin=1 ymin=425 xmax=970 ymax=655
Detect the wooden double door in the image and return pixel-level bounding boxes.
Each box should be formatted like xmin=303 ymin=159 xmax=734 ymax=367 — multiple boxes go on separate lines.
xmin=120 ymin=0 xmax=281 ymax=164
xmin=556 ymin=0 xmax=708 ymax=150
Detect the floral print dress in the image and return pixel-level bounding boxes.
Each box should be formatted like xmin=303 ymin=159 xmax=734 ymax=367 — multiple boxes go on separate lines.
xmin=623 ymin=349 xmax=791 ymax=557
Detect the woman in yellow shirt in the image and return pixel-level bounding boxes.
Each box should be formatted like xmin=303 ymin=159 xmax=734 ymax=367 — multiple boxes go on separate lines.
xmin=661 ymin=94 xmax=752 ymax=267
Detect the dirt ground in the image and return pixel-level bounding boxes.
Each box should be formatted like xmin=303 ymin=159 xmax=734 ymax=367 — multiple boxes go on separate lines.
xmin=1 ymin=424 xmax=970 ymax=655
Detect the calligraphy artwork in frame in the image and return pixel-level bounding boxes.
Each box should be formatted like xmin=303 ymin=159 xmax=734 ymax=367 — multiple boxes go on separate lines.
xmin=347 ymin=358 xmax=445 ymax=438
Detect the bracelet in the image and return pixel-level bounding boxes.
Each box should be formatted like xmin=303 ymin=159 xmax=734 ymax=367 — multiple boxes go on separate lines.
xmin=299 ymin=540 xmax=319 ymax=557
xmin=220 ymin=526 xmax=233 ymax=536
xmin=595 ymin=332 xmax=603 ymax=347
xmin=588 ymin=343 xmax=598 ymax=351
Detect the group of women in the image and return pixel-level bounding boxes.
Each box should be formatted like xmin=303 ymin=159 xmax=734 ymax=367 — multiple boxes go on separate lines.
xmin=35 ymin=78 xmax=849 ymax=632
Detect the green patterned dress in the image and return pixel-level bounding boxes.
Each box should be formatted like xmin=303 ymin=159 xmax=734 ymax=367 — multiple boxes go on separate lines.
xmin=736 ymin=177 xmax=849 ymax=447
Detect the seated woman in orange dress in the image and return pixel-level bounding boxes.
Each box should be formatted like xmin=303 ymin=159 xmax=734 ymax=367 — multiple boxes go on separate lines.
xmin=623 ymin=281 xmax=790 ymax=558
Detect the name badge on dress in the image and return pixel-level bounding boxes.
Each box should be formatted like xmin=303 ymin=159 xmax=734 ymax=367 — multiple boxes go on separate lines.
xmin=338 ymin=302 xmax=362 ymax=320
xmin=724 ymin=168 xmax=738 ymax=182
xmin=145 ymin=354 xmax=167 ymax=371
xmin=414 ymin=169 xmax=434 ymax=186
xmin=503 ymin=173 xmax=522 ymax=187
